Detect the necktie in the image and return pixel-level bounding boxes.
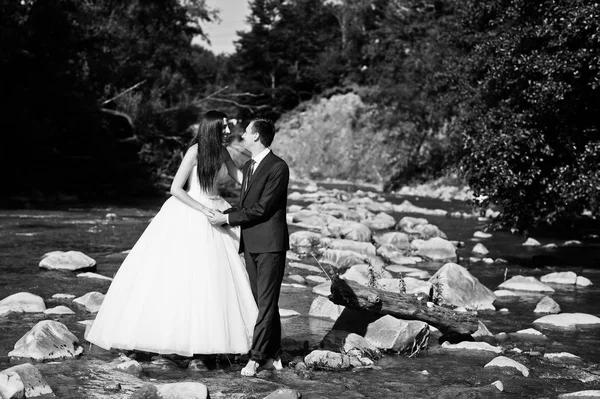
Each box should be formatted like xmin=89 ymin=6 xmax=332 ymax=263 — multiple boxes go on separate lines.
xmin=243 ymin=159 xmax=256 ymax=193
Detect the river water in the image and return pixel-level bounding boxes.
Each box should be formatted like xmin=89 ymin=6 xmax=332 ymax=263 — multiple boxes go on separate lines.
xmin=1 ymin=185 xmax=599 ymax=398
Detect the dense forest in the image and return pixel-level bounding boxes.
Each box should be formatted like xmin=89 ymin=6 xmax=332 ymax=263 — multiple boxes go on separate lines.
xmin=1 ymin=0 xmax=599 ymax=229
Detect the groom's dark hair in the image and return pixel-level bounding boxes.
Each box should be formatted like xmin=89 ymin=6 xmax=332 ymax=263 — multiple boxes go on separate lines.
xmin=251 ymin=118 xmax=275 ymax=147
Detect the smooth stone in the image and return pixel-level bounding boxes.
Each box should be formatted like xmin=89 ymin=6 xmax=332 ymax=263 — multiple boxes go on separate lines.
xmin=326 ymin=239 xmax=377 ymax=256
xmin=491 ymin=380 xmax=504 ymax=392
xmin=306 ymin=275 xmax=327 ymax=284
xmin=0 ymin=292 xmax=46 ymax=316
xmin=533 ymin=313 xmax=600 ymax=328
xmin=39 ymin=250 xmax=96 ymax=271
xmin=289 ymin=231 xmax=323 ymax=247
xmin=312 ymin=282 xmax=331 ymax=297
xmin=576 ymin=276 xmax=593 ymax=287
xmin=405 ymin=223 xmax=448 ymax=240
xmin=472 ymin=243 xmax=489 ymax=255
xmin=0 ymin=363 xmax=53 ymax=398
xmin=544 ymin=352 xmax=581 ymax=360
xmin=416 ymin=237 xmax=457 ymax=262
xmin=155 ymin=382 xmax=209 ymax=399
xmin=288 ymin=275 xmax=306 ymax=284
xmin=534 ymin=296 xmax=561 ymax=314
xmin=474 ymin=231 xmax=492 ymax=239
xmin=115 ymin=360 xmax=143 ymax=376
xmin=428 ymin=262 xmax=496 ymax=310
xmin=304 ymin=350 xmax=351 ymax=369
xmin=498 ymin=276 xmax=555 ymax=293
xmin=281 ymin=283 xmax=306 ymax=289
xmin=73 ymin=292 xmax=105 ymax=313
xmin=510 ymin=328 xmax=546 ymax=339
xmin=0 ymin=372 xmax=24 ymax=399
xmin=8 ymin=320 xmax=83 ymax=361
xmin=342 ymin=333 xmax=381 ymax=359
xmin=540 ymin=271 xmax=577 ymax=285
xmin=51 ymin=293 xmax=76 ymax=300
xmin=76 ymin=272 xmax=113 ymax=281
xmin=280 ymin=309 xmax=300 ymax=318
xmin=374 ymin=232 xmax=410 ymax=250
xmin=288 ymin=262 xmax=321 ymax=274
xmin=361 ymin=212 xmax=396 ymax=230
xmin=563 ymin=240 xmax=582 ymax=246
xmin=471 ymin=320 xmax=493 ymax=338
xmin=522 ymin=238 xmax=541 ymax=246
xmin=364 ymin=315 xmax=429 ymax=354
xmin=43 ymin=306 xmax=75 ymax=315
xmin=558 ymin=391 xmax=600 ymax=398
xmin=396 ymin=216 xmax=428 ymax=231
xmin=544 ymin=243 xmax=558 ymax=249
xmin=308 ymin=296 xmax=345 ymax=321
xmin=263 ymin=388 xmax=303 ymax=399
xmin=440 ymin=341 xmax=502 ymax=354
xmin=484 ymin=356 xmax=529 ymax=377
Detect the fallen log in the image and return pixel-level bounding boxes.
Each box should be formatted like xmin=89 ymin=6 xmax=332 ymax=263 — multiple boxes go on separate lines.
xmin=328 ymin=276 xmax=479 ymax=335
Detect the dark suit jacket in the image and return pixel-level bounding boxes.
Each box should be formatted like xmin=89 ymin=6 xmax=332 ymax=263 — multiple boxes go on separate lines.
xmin=228 ymin=151 xmax=290 ymax=253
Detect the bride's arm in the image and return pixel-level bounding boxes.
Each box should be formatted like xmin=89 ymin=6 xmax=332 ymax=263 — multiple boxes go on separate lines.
xmin=170 ymin=144 xmax=215 ymax=216
xmin=221 ymin=146 xmax=243 ymax=185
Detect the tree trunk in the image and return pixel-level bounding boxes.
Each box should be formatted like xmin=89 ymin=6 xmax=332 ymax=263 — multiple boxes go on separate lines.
xmin=329 ymin=276 xmax=480 ymax=335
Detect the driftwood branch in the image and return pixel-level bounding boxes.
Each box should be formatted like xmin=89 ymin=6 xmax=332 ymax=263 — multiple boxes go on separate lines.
xmin=329 ymin=276 xmax=479 ymax=335
xmin=100 ymin=80 xmax=146 ymax=106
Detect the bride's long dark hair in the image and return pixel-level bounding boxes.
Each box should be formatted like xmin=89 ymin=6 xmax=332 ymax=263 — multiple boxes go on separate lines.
xmin=192 ymin=110 xmax=226 ymax=191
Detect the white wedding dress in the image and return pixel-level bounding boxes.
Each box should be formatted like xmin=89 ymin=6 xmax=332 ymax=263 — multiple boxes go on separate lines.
xmin=86 ymin=164 xmax=258 ymax=356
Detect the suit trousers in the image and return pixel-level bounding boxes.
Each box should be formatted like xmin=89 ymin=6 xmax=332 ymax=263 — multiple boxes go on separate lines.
xmin=243 ymin=249 xmax=286 ymax=362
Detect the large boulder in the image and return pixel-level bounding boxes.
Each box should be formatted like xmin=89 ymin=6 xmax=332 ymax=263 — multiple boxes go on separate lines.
xmin=289 ymin=231 xmax=322 ymax=247
xmin=374 ymin=232 xmax=410 ymax=250
xmin=416 ymin=237 xmax=457 ymax=262
xmin=361 ymin=212 xmax=396 ymax=230
xmin=540 ymin=271 xmax=577 ymax=285
xmin=498 ymin=276 xmax=555 ymax=293
xmin=73 ymin=292 xmax=105 ymax=313
xmin=308 ymin=296 xmax=345 ymax=321
xmin=0 ymin=363 xmax=53 ymax=398
xmin=341 ymin=264 xmax=392 ymax=286
xmin=363 ymin=315 xmax=430 ymax=355
xmin=326 ymin=239 xmax=377 ymax=256
xmin=533 ymin=313 xmax=600 ymax=328
xmin=428 ymin=263 xmax=496 ymax=310
xmin=39 ymin=250 xmax=96 ymax=271
xmin=304 ymin=350 xmax=351 ymax=370
xmin=8 ymin=320 xmax=83 ymax=361
xmin=0 ymin=292 xmax=46 ymax=316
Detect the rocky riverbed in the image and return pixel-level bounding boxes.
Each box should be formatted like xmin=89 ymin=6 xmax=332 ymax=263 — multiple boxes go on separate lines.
xmin=1 ymin=181 xmax=600 ymax=398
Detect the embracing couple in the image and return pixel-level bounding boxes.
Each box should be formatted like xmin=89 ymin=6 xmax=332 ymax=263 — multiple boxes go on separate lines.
xmin=86 ymin=111 xmax=289 ymax=377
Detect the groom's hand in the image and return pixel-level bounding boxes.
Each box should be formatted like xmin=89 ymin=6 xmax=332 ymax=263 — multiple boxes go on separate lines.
xmin=208 ymin=211 xmax=228 ymax=226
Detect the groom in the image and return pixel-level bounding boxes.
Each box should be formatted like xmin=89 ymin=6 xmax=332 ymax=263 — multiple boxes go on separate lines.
xmin=209 ymin=118 xmax=289 ymax=376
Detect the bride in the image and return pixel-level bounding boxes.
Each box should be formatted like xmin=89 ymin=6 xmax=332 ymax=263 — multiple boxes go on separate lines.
xmin=86 ymin=110 xmax=258 ymax=356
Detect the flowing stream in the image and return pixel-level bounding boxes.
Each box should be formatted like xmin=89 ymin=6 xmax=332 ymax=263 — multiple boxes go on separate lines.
xmin=1 ymin=185 xmax=599 ymax=398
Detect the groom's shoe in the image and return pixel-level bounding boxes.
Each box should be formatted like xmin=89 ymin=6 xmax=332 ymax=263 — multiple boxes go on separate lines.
xmin=241 ymin=359 xmax=259 ymax=377
xmin=262 ymin=357 xmax=283 ymax=371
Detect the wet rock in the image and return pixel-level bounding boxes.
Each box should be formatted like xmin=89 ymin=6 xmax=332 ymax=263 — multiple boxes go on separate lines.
xmin=510 ymin=328 xmax=546 ymax=340
xmin=264 ymin=388 xmax=303 ymax=399
xmin=534 ymin=296 xmax=561 ymax=314
xmin=321 ymin=249 xmax=366 ymax=270
xmin=472 ymin=243 xmax=489 ymax=255
xmin=361 ymin=212 xmax=396 ymax=230
xmin=474 ymin=231 xmax=492 ymax=239
xmin=73 ymin=292 xmax=105 ymax=313
xmin=306 ymin=275 xmax=327 ymax=284
xmin=407 ymin=223 xmax=448 ymax=240
xmin=341 ymin=264 xmax=392 ymax=286
xmin=1 ymin=363 xmax=54 ymax=398
xmin=0 ymin=292 xmax=46 ymax=316
xmin=288 ymin=262 xmax=321 ymax=274
xmin=540 ymin=271 xmax=577 ymax=285
xmin=472 ymin=320 xmax=494 ymax=339
xmin=290 ymin=231 xmax=323 ymax=247
xmin=493 ymin=289 xmax=518 ymax=297
xmin=497 ymin=276 xmax=555 ymax=293
xmin=304 ymin=350 xmax=351 ymax=370
xmin=544 ymin=352 xmax=581 ymax=361
xmin=522 ymin=238 xmax=541 ymax=246
xmin=43 ymin=306 xmax=75 ymax=315
xmin=39 ymin=250 xmax=96 ymax=271
xmin=533 ymin=313 xmax=600 ymax=328
xmin=416 ymin=237 xmax=457 ymax=262
xmin=440 ymin=341 xmax=502 ymax=354
xmin=115 ymin=360 xmax=142 ymax=376
xmin=51 ymin=293 xmax=75 ymax=300
xmin=363 ymin=315 xmax=429 ymax=354
xmin=576 ymin=276 xmax=593 ymax=287
xmin=396 ymin=216 xmax=428 ymax=231
xmin=308 ymin=296 xmax=345 ymax=321
xmin=374 ymin=232 xmax=410 ymax=250
xmin=491 ymin=380 xmax=504 ymax=392
xmin=288 ymin=205 xmax=303 ymax=213
xmin=428 ymin=263 xmax=496 ymax=310
xmin=281 ymin=309 xmax=301 ymax=318
xmin=0 ymin=371 xmax=24 ymax=399
xmin=341 ymin=333 xmax=381 ymax=360
xmin=558 ymin=390 xmax=600 ymax=398
xmin=288 ymin=275 xmax=306 ymax=284
xmin=9 ymin=321 xmax=83 ymax=361
xmin=312 ymin=282 xmax=331 ymax=297
xmin=323 ymin=218 xmax=372 ymax=242
xmin=326 ymin=239 xmax=377 ymax=256
xmin=484 ymin=356 xmax=529 ymax=377
xmin=77 ymin=272 xmax=113 ymax=281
